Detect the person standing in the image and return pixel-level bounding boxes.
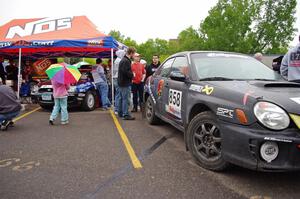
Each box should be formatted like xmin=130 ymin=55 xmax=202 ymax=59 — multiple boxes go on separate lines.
xmin=281 ymin=40 xmax=300 ymax=82
xmin=0 ymin=83 xmax=21 ymax=130
xmin=131 ymin=53 xmax=146 ymax=112
xmin=92 ymin=58 xmax=111 ymax=110
xmin=49 ymin=80 xmax=70 ymax=125
xmin=106 ymin=59 xmax=112 ymax=102
xmin=6 ymin=60 xmax=18 ymax=91
xmin=254 ymin=52 xmax=263 ymax=62
xmin=0 ymin=57 xmax=7 ymax=85
xmin=118 ymin=47 xmax=136 ymax=120
xmin=113 ymin=49 xmax=125 ymax=114
xmin=22 ymin=60 xmax=33 ymax=83
xmin=145 ymin=54 xmax=160 ymax=80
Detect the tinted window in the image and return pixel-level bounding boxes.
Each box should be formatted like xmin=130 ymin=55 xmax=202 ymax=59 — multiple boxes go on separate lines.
xmin=156 ymin=58 xmax=174 ymax=77
xmin=191 ymin=53 xmax=281 ymax=80
xmin=172 ymin=56 xmax=189 ymax=76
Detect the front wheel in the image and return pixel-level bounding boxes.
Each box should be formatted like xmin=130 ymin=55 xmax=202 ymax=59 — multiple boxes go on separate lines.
xmin=187 ymin=111 xmax=229 ymax=171
xmin=81 ymin=91 xmax=96 ymax=111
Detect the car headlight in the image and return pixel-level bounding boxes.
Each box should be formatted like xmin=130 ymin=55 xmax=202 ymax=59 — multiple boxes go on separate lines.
xmin=254 ymin=101 xmax=290 ymax=130
xmin=68 ymin=86 xmax=77 ymax=93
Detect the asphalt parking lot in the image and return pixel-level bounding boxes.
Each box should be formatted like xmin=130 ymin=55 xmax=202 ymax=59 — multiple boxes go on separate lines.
xmin=1 ymin=105 xmax=300 ymax=199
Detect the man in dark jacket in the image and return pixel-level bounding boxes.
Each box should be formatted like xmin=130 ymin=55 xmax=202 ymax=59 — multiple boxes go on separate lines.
xmin=0 ymin=84 xmax=22 ymax=130
xmin=0 ymin=57 xmax=6 ymax=85
xmin=118 ymin=47 xmax=136 ymax=120
xmin=145 ymin=54 xmax=161 ymax=80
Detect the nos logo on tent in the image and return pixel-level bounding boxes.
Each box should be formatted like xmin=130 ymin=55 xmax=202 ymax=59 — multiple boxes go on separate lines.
xmin=6 ymin=17 xmax=73 ymax=39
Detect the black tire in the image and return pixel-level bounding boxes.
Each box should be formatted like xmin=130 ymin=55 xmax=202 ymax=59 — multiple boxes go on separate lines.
xmin=187 ymin=111 xmax=229 ymax=171
xmin=145 ymin=97 xmax=160 ymax=125
xmin=81 ymin=91 xmax=96 ymax=111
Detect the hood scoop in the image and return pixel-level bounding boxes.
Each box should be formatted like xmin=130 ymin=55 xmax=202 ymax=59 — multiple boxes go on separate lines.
xmin=249 ymin=81 xmax=300 ymax=88
xmin=264 ymin=82 xmax=300 ymax=88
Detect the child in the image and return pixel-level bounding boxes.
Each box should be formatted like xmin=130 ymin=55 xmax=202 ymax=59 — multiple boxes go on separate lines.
xmin=49 ymin=80 xmax=70 ymax=125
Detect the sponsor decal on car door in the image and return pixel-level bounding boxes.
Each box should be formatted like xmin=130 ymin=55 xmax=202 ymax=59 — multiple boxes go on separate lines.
xmin=165 ymin=89 xmax=182 ymax=119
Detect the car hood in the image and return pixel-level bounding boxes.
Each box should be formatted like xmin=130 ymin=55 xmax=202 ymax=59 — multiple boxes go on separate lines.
xmin=209 ymin=80 xmax=300 ymax=114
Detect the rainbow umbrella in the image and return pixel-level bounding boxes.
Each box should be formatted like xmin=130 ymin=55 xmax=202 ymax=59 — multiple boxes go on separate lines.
xmin=46 ymin=62 xmax=81 ymax=84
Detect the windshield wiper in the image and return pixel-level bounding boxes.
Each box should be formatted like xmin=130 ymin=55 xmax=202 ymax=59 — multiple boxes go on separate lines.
xmin=199 ymin=77 xmax=234 ymax=81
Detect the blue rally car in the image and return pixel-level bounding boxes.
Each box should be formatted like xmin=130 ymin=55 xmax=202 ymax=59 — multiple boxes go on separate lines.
xmin=144 ymin=51 xmax=300 ymax=172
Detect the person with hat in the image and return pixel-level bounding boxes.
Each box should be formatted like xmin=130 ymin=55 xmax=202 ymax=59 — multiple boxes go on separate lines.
xmin=131 ymin=53 xmax=146 ymax=112
xmin=92 ymin=58 xmax=111 ymax=110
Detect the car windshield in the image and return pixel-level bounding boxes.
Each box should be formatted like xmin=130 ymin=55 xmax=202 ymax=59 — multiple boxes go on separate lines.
xmin=191 ymin=53 xmax=282 ymax=81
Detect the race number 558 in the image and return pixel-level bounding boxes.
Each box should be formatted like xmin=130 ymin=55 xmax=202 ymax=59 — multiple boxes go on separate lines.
xmin=169 ymin=89 xmax=182 ymax=107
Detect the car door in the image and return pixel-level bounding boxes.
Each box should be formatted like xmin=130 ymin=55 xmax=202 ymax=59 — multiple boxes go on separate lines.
xmin=150 ymin=58 xmax=175 ymax=117
xmin=162 ymin=56 xmax=189 ymax=126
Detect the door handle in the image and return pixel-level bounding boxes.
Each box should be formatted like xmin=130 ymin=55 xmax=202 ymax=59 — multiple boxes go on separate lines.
xmin=165 ymin=82 xmax=169 ymax=87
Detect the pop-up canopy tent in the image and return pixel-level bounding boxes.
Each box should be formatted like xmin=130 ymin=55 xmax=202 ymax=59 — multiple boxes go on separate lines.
xmin=0 ymin=16 xmax=125 ymax=101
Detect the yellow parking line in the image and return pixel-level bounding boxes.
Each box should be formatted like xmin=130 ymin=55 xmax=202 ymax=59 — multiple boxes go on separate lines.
xmin=109 ymin=110 xmax=142 ymax=169
xmin=13 ymin=107 xmax=41 ymax=122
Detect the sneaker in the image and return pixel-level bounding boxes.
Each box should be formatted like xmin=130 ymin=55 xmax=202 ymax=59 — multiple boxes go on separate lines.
xmin=1 ymin=120 xmax=10 ymax=131
xmin=101 ymin=107 xmax=109 ymax=111
xmin=9 ymin=121 xmax=14 ymax=127
xmin=61 ymin=121 xmax=69 ymax=125
xmin=49 ymin=120 xmax=54 ymax=125
xmin=123 ymin=115 xmax=135 ymax=120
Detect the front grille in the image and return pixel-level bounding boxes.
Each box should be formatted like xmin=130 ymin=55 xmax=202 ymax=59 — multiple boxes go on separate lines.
xmin=39 ymin=88 xmax=53 ymax=93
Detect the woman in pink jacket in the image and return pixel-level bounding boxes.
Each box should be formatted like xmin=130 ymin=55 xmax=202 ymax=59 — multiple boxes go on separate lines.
xmin=49 ymin=80 xmax=70 ymax=125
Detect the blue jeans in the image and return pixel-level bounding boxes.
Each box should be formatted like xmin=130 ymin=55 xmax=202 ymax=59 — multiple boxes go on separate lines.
xmin=118 ymin=86 xmax=131 ymax=117
xmin=132 ymin=83 xmax=144 ymax=108
xmin=96 ymin=83 xmax=111 ymax=108
xmin=50 ymin=97 xmax=68 ymax=122
xmin=0 ymin=111 xmax=20 ymax=123
xmin=113 ymin=78 xmax=121 ymax=112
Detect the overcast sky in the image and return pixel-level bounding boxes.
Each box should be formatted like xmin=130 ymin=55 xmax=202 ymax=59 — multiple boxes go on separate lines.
xmin=1 ymin=0 xmax=299 ymax=46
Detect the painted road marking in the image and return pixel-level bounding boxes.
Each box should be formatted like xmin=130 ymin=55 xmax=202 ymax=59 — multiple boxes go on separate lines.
xmin=0 ymin=158 xmax=40 ymax=172
xmin=13 ymin=107 xmax=41 ymax=122
xmin=12 ymin=161 xmax=40 ymax=172
xmin=86 ymin=135 xmax=171 ymax=198
xmin=109 ymin=110 xmax=142 ymax=169
xmin=0 ymin=158 xmax=21 ymax=168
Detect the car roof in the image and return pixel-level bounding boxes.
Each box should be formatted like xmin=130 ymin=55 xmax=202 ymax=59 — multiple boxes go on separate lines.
xmin=169 ymin=51 xmax=252 ymax=58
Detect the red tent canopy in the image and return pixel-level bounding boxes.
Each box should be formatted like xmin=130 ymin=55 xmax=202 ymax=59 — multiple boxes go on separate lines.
xmin=0 ymin=16 xmax=122 ymax=58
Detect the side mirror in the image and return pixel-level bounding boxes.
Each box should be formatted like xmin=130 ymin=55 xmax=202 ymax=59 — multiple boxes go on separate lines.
xmin=169 ymin=71 xmax=186 ymax=82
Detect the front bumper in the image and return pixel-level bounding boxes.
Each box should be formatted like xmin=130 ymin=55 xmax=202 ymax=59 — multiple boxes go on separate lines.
xmin=32 ymin=92 xmax=86 ymax=107
xmin=220 ymin=122 xmax=300 ymax=171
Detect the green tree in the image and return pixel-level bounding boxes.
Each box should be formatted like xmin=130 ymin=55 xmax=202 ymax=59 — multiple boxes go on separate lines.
xmin=108 ymin=30 xmax=125 ymax=42
xmin=199 ymin=0 xmax=297 ymax=54
xmin=137 ymin=38 xmax=170 ymax=63
xmin=251 ymin=0 xmax=297 ymax=53
xmin=123 ymin=37 xmax=138 ymax=49
xmin=177 ymin=26 xmax=203 ymax=51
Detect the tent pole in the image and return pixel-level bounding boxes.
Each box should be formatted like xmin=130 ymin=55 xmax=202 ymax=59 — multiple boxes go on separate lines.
xmin=111 ymin=48 xmax=114 ymax=110
xmin=17 ymin=48 xmax=22 ymax=99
